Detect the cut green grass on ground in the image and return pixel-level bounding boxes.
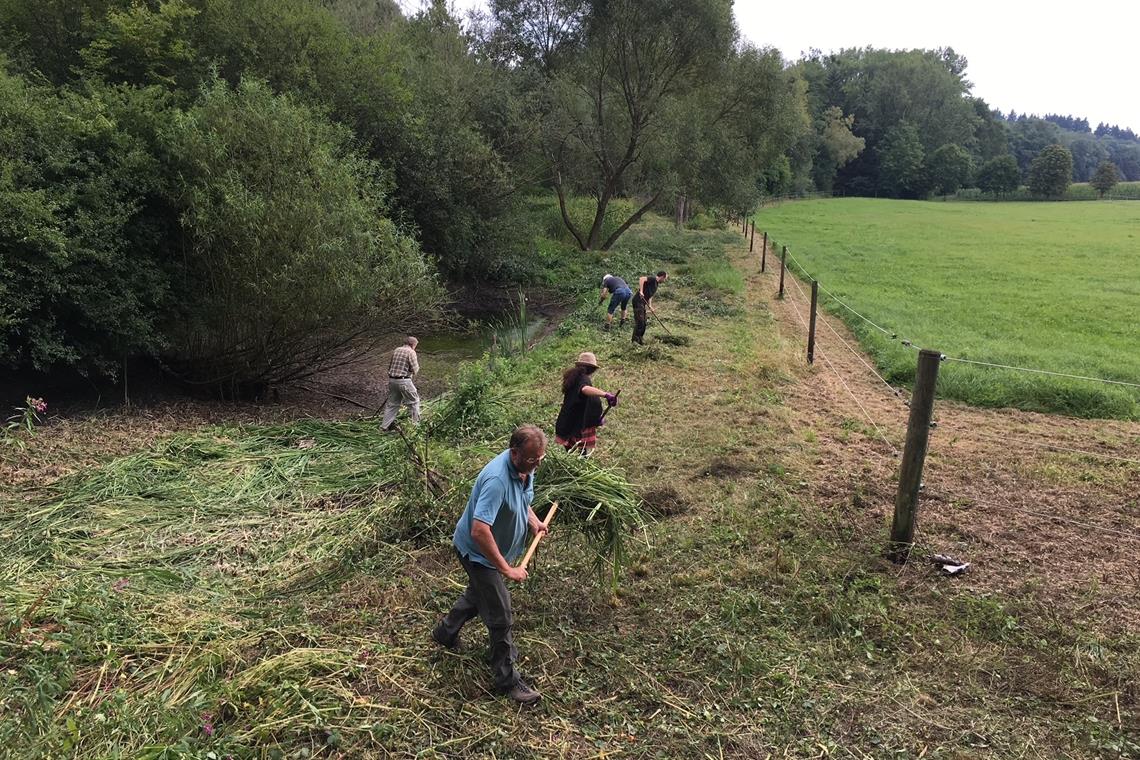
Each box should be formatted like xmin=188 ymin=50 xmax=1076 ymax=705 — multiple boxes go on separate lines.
xmin=757 ymin=198 xmax=1140 ymax=419
xmin=2 ymin=217 xmax=1137 ymax=758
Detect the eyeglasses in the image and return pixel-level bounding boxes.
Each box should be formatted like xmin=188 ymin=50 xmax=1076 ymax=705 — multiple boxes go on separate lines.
xmin=514 ymin=450 xmax=546 ymax=466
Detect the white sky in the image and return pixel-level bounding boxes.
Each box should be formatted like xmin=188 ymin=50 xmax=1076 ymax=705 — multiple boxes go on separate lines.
xmin=435 ymin=0 xmax=1139 ymax=133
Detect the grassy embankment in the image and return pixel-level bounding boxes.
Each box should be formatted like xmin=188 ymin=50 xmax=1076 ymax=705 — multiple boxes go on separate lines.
xmin=2 ymin=216 xmax=1137 ymax=758
xmin=757 ymin=198 xmax=1140 ymax=419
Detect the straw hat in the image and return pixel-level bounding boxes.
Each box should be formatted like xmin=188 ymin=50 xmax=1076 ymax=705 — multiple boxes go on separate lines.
xmin=576 ymin=351 xmax=600 ymax=368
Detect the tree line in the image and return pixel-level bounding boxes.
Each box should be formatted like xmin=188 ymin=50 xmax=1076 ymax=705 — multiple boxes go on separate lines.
xmin=0 ymin=1 xmax=1135 ymax=391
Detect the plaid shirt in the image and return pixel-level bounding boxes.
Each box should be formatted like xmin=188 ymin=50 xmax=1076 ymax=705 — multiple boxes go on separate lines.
xmin=388 ymin=345 xmax=419 ymax=378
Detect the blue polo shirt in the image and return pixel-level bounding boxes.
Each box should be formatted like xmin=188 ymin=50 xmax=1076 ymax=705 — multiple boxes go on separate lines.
xmin=453 ymin=449 xmax=535 ymax=569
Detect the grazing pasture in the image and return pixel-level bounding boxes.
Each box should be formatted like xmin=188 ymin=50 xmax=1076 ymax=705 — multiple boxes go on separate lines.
xmin=757 ymin=198 xmax=1140 ymax=419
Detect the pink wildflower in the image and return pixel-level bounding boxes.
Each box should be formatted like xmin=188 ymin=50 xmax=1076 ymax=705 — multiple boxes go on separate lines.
xmin=201 ymin=712 xmax=215 ymax=737
xmin=26 ymin=397 xmax=47 ymax=414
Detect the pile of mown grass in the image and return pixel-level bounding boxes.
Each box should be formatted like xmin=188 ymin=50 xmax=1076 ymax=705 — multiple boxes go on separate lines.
xmin=0 ymin=359 xmax=648 ymax=755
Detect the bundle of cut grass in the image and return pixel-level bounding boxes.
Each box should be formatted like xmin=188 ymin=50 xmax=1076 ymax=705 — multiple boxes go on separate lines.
xmin=656 ymin=333 xmax=692 ymax=347
xmin=533 ymin=450 xmax=648 ymax=585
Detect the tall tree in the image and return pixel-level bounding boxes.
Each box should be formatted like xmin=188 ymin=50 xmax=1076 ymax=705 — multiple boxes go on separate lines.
xmin=876 ymin=122 xmax=926 ymax=198
xmin=1007 ymin=118 xmax=1062 ymax=176
xmin=809 ymin=106 xmax=865 ymax=191
xmin=797 ymin=47 xmax=979 ymax=196
xmin=975 ymin=155 xmax=1021 ymax=195
xmin=538 ymin=0 xmax=738 ymax=250
xmin=1066 ymin=137 xmax=1108 ymax=183
xmin=1027 ymin=144 xmax=1073 ymax=197
xmin=927 ymin=143 xmax=973 ymax=195
xmin=1089 ymin=160 xmax=1120 ymax=198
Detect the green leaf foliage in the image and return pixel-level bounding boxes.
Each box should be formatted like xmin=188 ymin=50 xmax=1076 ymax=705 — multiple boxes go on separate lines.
xmin=1027 ymin=143 xmax=1074 ymax=197
xmin=927 ymin=143 xmax=974 ymax=195
xmin=164 ymin=78 xmax=442 ymax=387
xmin=975 ymin=154 xmax=1021 ymax=195
xmin=1089 ymin=160 xmax=1120 ymax=198
xmin=0 ymin=66 xmax=175 ymax=376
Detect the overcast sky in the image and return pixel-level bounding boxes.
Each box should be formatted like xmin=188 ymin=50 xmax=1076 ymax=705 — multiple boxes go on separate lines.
xmin=434 ymin=0 xmax=1139 ymax=133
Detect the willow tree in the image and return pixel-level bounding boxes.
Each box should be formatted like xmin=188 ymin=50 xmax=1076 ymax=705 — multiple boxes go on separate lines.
xmin=483 ymin=0 xmax=805 ymax=250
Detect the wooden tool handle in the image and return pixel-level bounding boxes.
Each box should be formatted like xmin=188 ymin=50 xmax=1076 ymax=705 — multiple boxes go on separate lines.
xmin=517 ymin=502 xmax=558 ymax=570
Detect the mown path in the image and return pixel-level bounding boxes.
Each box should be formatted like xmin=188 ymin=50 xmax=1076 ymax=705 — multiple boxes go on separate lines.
xmin=2 ymin=223 xmax=1135 ymax=758
xmin=396 ymin=227 xmax=1135 ymax=757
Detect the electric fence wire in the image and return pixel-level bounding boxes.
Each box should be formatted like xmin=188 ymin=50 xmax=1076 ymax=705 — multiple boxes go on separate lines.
xmin=817 ymin=309 xmax=907 ymax=405
xmin=783 ymin=262 xmax=904 ymax=405
xmin=782 ymin=248 xmax=900 ymax=339
xmin=941 ymin=355 xmax=1140 ymax=390
xmin=963 ymin=429 xmax=1140 ymax=467
xmin=779 ymin=247 xmax=1140 ymax=391
xmin=770 ymin=242 xmax=1140 ymax=545
xmin=783 ymin=271 xmax=901 ymax=458
xmin=775 ymin=244 xmax=1140 ymax=396
xmin=964 ymin=499 xmax=1140 ymax=545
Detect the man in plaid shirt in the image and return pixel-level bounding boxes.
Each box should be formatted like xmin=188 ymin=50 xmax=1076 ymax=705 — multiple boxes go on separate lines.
xmin=381 ymin=336 xmax=420 ymax=431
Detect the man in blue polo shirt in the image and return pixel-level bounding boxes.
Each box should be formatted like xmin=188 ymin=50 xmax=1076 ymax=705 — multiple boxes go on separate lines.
xmin=431 ymin=424 xmax=549 ymax=705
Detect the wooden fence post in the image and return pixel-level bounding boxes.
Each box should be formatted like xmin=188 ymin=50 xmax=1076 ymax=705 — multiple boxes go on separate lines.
xmin=807 ymin=280 xmax=818 ymax=364
xmin=761 ymin=232 xmax=768 ymax=272
xmin=749 ymin=221 xmax=755 ymax=252
xmin=778 ymin=245 xmax=787 ymax=298
xmin=889 ymin=349 xmax=942 ymax=563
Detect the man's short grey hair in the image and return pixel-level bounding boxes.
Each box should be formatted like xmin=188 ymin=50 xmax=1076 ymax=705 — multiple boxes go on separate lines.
xmin=405 ymin=335 xmax=418 ymax=346
xmin=509 ymin=424 xmax=547 ymax=451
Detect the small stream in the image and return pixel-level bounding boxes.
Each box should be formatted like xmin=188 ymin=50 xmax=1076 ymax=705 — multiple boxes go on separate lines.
xmin=411 ymin=317 xmax=549 ymax=394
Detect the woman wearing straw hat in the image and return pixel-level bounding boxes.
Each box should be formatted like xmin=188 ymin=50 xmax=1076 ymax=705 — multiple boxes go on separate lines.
xmin=554 ymin=352 xmax=618 ymax=456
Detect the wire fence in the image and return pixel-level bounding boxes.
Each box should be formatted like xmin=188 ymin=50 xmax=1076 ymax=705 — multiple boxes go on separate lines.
xmin=751 ymin=226 xmax=1140 ymax=552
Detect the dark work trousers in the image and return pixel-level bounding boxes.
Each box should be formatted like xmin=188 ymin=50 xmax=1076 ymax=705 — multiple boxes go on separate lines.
xmin=632 ymin=293 xmax=648 ymax=344
xmin=436 ymin=551 xmax=520 ymax=691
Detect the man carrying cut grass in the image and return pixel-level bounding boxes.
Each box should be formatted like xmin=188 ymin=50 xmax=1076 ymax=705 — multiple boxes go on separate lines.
xmin=432 ymin=425 xmax=549 ymax=705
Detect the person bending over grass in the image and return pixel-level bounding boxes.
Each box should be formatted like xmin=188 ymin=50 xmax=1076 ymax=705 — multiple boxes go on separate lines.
xmin=432 ymin=425 xmax=549 ymax=705
xmin=554 ymin=352 xmax=618 ymax=457
xmin=598 ymin=273 xmax=633 ymax=331
xmin=632 ymin=270 xmax=667 ymax=345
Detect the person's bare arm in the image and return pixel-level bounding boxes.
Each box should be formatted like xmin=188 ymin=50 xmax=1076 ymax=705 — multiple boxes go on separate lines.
xmin=471 ymin=520 xmax=528 ymax=581
xmin=580 ymin=385 xmax=609 ymax=398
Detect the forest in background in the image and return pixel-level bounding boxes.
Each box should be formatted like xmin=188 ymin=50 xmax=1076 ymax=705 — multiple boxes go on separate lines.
xmin=2 ymin=0 xmax=1136 ymax=391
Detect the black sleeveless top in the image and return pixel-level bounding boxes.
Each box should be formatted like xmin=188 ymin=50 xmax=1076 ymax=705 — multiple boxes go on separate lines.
xmin=555 ymin=376 xmax=604 ymax=437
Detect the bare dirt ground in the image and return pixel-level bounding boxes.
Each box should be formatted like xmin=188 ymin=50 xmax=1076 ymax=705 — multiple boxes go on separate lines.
xmin=744 ymin=238 xmax=1140 ymax=635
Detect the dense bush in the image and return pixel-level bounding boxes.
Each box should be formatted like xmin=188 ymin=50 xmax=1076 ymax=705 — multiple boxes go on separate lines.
xmin=0 ymin=68 xmax=175 ymax=377
xmin=165 ymin=78 xmax=442 ymax=388
xmin=975 ymin=155 xmax=1021 ymax=196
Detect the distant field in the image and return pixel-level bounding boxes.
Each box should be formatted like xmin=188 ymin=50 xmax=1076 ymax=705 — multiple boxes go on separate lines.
xmin=952 ymin=181 xmax=1140 ymax=201
xmin=756 ymin=198 xmax=1140 ymax=419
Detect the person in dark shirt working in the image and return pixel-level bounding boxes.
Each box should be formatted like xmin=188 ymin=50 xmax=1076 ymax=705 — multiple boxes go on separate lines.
xmin=554 ymin=351 xmax=618 ymax=456
xmin=632 ymin=270 xmax=667 ymax=345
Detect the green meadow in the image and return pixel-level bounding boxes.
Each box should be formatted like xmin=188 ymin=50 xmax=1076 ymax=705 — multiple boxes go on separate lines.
xmin=756 ymin=198 xmax=1140 ymax=419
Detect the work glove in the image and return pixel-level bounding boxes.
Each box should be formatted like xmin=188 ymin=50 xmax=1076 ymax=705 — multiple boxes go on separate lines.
xmin=604 ymin=393 xmax=618 ymax=407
